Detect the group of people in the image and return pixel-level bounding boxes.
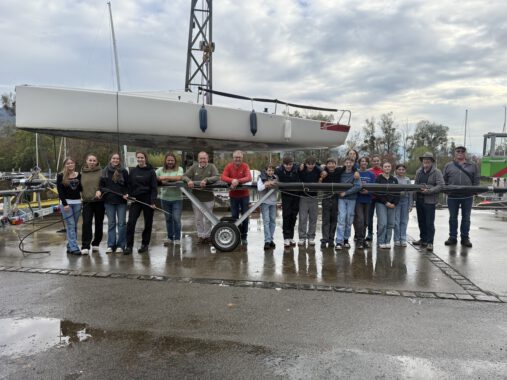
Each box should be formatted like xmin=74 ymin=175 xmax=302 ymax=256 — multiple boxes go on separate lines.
xmin=256 ymin=146 xmax=479 ymax=251
xmin=57 ymin=151 xmax=159 ymax=255
xmin=55 ymin=145 xmax=479 ymax=255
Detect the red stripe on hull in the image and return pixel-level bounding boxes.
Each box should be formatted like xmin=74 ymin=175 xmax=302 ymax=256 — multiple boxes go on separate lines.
xmin=320 ymin=122 xmax=350 ymax=132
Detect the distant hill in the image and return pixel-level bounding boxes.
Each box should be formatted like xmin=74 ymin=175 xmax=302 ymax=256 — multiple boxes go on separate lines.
xmin=0 ymin=107 xmax=15 ymax=136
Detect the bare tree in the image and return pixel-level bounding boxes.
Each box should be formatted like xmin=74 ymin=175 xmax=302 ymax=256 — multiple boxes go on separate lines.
xmin=377 ymin=112 xmax=401 ymax=158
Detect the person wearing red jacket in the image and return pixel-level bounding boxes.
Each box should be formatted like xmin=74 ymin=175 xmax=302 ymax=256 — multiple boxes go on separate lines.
xmin=221 ymin=150 xmax=252 ymax=245
xmin=366 ymin=155 xmax=383 ymax=241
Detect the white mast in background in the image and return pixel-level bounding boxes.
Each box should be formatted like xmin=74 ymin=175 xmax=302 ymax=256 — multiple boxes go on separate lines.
xmin=107 ymin=1 xmax=128 ymax=167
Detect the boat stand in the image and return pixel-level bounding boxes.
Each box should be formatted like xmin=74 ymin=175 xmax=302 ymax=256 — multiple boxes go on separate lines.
xmin=179 ymin=186 xmax=276 ymax=251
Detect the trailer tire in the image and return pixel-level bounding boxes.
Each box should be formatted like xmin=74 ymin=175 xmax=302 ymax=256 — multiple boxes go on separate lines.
xmin=211 ymin=221 xmax=241 ymax=252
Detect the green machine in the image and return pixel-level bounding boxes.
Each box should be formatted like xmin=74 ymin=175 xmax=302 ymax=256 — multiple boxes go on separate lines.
xmin=481 ymin=132 xmax=507 ymax=178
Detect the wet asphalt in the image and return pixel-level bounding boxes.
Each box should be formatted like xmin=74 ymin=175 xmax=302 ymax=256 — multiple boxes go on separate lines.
xmin=1 ymin=208 xmax=507 ymax=378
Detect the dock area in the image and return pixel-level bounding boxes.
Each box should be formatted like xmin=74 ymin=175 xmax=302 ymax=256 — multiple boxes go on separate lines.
xmin=1 ymin=208 xmax=506 ymax=301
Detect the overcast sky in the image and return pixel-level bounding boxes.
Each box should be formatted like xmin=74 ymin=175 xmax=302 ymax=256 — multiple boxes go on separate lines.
xmin=2 ymin=0 xmax=507 ymax=153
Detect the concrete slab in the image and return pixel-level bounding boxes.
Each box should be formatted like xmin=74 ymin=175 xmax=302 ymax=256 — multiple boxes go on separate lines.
xmin=407 ymin=209 xmax=507 ymax=297
xmin=1 ymin=208 xmax=505 ymax=297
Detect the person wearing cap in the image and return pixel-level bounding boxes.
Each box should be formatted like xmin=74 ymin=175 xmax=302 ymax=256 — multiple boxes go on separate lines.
xmin=413 ymin=152 xmax=444 ymax=251
xmin=442 ymin=146 xmax=480 ymax=247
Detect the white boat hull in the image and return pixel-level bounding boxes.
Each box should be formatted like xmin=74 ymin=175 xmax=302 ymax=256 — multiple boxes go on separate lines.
xmin=15 ymin=85 xmax=350 ymax=151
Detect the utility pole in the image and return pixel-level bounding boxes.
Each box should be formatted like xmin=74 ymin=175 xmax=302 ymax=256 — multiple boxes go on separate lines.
xmin=185 ymin=0 xmax=214 ymax=105
xmin=464 ymin=109 xmax=468 ymax=148
xmin=502 ymin=106 xmax=506 ymax=133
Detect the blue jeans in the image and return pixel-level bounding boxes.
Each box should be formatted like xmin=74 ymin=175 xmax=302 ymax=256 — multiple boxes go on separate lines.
xmin=394 ymin=197 xmax=410 ymax=242
xmin=161 ymin=199 xmax=183 ymax=241
xmin=376 ymin=203 xmax=395 ymax=245
xmin=335 ymin=198 xmax=356 ymax=244
xmin=415 ymin=199 xmax=436 ymax=244
xmin=104 ymin=203 xmax=127 ymax=249
xmin=260 ymin=203 xmax=277 ymax=243
xmin=447 ymin=196 xmax=473 ymax=239
xmin=61 ymin=203 xmax=81 ymax=252
xmin=230 ymin=196 xmax=250 ymax=240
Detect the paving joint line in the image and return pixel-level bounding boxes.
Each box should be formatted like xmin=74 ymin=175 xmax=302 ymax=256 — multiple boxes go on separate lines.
xmin=0 ymin=265 xmax=504 ymax=303
xmin=408 ymin=241 xmax=497 ymax=298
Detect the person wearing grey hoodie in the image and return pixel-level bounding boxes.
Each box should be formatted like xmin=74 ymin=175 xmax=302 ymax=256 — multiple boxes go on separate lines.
xmin=413 ymin=152 xmax=444 ymax=251
xmin=393 ymin=164 xmax=413 ymax=247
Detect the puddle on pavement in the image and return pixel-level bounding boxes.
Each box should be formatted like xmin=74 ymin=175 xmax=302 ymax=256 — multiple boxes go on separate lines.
xmin=0 ymin=318 xmax=99 ymax=358
xmin=0 ymin=317 xmax=270 ymax=360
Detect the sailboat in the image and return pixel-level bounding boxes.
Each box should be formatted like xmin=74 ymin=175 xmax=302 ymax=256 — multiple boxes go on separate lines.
xmin=15 ymin=85 xmax=351 ymax=151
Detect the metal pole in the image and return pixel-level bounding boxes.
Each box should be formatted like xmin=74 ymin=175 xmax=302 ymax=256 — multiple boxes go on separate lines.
xmin=464 ymin=109 xmax=468 ymax=147
xmin=107 ymin=1 xmax=121 ymax=92
xmin=35 ymin=133 xmax=39 ymax=169
xmin=108 ymin=1 xmax=128 ymax=167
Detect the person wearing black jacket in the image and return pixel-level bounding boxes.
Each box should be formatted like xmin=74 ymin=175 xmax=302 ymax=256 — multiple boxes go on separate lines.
xmin=100 ymin=153 xmax=129 ymax=254
xmin=57 ymin=157 xmax=83 ymax=255
xmin=375 ymin=162 xmax=400 ymax=249
xmin=275 ymin=154 xmax=301 ymax=248
xmin=319 ymin=157 xmax=345 ymax=248
xmin=124 ymin=151 xmax=158 ymax=254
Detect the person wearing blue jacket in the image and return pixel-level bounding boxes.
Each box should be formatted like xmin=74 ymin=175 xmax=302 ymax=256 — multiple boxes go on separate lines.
xmin=335 ymin=157 xmax=361 ymax=250
xmin=124 ymin=151 xmax=158 ymax=255
xmin=353 ymin=156 xmax=375 ymax=249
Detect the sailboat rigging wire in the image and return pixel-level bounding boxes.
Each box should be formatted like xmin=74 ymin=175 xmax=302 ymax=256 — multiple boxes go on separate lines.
xmin=116 ymin=91 xmax=120 ymax=154
xmin=197 ymin=86 xmax=342 ymax=112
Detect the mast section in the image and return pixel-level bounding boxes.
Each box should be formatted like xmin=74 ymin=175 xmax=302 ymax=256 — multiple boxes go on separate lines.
xmin=185 ymin=0 xmax=214 ymax=105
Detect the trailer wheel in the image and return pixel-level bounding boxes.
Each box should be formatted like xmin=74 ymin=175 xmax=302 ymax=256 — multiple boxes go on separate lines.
xmin=211 ymin=221 xmax=240 ymax=252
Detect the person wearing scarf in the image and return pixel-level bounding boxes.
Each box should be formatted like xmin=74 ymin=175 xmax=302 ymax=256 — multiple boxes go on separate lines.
xmin=99 ymin=153 xmax=129 ymax=254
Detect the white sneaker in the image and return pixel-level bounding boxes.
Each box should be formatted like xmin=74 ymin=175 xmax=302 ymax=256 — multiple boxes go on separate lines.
xmin=298 ymin=239 xmax=306 ymax=246
xmin=106 ymin=247 xmax=113 ymax=253
xmin=174 ymin=240 xmax=181 ymax=245
xmin=284 ymin=239 xmax=291 ymax=247
xmin=394 ymin=241 xmax=401 ymax=246
xmin=92 ymin=246 xmax=99 ymax=252
xmin=115 ymin=247 xmax=123 ymax=253
xmin=381 ymin=244 xmax=390 ymax=249
xmin=163 ymin=238 xmax=172 ymax=246
xmin=290 ymin=239 xmax=296 ymax=246
xmin=401 ymin=241 xmax=407 ymax=247
xmin=81 ymin=248 xmax=89 ymax=255
xmin=308 ymin=239 xmax=316 ymax=246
